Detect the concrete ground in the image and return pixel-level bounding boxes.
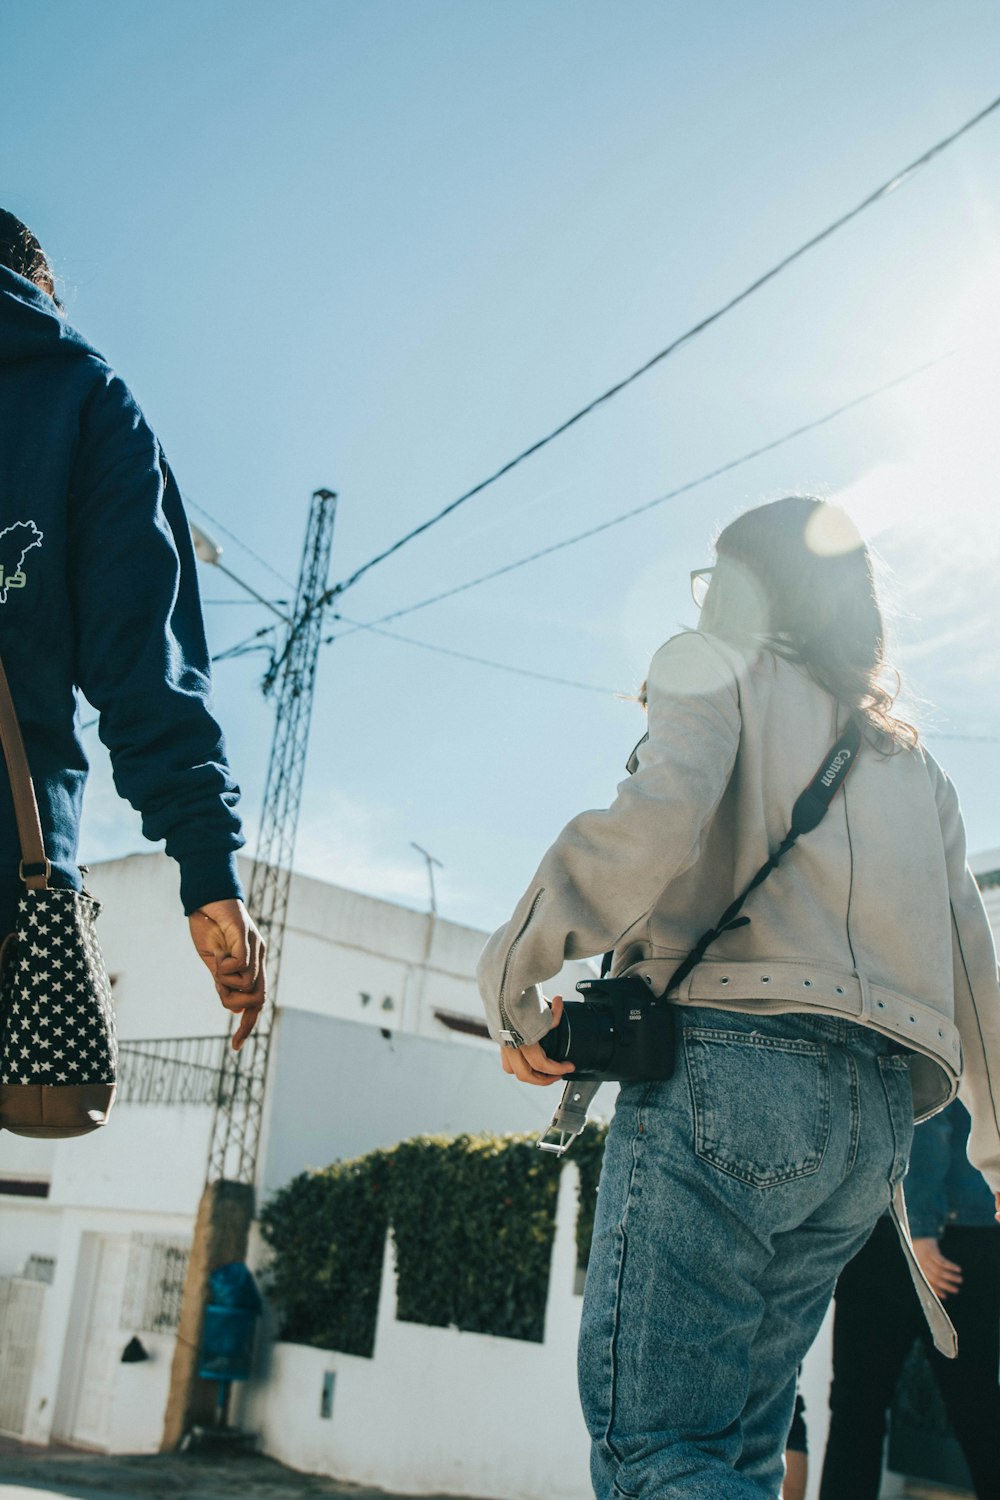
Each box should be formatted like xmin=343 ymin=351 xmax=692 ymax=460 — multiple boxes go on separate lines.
xmin=0 ymin=1441 xmax=473 ymax=1500
xmin=0 ymin=1441 xmax=967 ymax=1500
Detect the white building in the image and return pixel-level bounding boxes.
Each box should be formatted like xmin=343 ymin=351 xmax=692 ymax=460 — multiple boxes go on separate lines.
xmin=0 ymin=851 xmax=592 ymax=1457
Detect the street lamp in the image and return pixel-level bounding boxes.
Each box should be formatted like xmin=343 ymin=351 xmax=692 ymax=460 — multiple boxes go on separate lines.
xmin=189 ymin=521 xmax=291 ymax=624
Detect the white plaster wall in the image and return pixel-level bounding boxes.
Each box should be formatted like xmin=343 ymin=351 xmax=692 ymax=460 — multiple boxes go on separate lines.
xmin=239 ymin=1167 xmax=591 ymax=1500
xmin=49 ymin=1103 xmax=211 ymax=1216
xmin=86 ymin=855 xmax=216 ymax=1041
xmin=0 ymin=1200 xmax=60 ymax=1278
xmin=0 ymin=1130 xmax=57 ymax=1183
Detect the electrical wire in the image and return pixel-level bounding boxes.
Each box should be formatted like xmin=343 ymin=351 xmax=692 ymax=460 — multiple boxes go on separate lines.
xmin=327 ymin=616 xmax=1000 ymax=740
xmin=351 ymin=351 xmax=949 ymax=630
xmin=330 ymin=93 xmax=1000 ymax=599
xmin=924 ymin=730 xmax=1000 ymax=744
xmin=330 ymin=614 xmax=620 ymax=694
xmin=204 ymin=599 xmax=291 ymax=606
xmin=186 ymin=496 xmax=298 ymax=590
xmin=211 ymin=625 xmax=279 ymax=664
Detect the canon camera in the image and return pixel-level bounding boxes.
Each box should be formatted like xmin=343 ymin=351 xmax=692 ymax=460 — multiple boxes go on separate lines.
xmin=538 ymin=974 xmax=677 ymax=1082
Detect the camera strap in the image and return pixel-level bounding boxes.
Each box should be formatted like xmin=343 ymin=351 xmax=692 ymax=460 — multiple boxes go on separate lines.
xmin=539 ymin=716 xmax=863 ymax=1155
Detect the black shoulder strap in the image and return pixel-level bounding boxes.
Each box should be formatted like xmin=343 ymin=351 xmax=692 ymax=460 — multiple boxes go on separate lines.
xmin=663 ymin=717 xmax=863 ymax=995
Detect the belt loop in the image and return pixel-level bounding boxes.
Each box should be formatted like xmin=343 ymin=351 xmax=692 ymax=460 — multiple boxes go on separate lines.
xmin=855 ymin=970 xmax=871 ymax=1022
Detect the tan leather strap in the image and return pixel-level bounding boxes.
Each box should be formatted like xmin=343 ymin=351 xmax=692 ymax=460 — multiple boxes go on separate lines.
xmin=0 ymin=652 xmax=49 ymax=890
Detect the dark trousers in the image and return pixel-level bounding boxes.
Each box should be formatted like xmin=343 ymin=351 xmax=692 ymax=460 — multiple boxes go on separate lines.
xmin=819 ymin=1215 xmax=1000 ymax=1499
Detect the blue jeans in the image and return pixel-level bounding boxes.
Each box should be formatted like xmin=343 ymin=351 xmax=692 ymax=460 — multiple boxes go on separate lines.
xmin=578 ymin=1007 xmax=914 ymax=1500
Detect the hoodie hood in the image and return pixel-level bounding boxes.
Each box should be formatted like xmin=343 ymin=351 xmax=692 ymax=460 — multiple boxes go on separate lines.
xmin=0 ymin=264 xmax=104 ymax=367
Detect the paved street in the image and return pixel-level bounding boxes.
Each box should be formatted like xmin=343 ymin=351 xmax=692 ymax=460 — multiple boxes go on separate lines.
xmin=0 ymin=1443 xmax=474 ymax=1500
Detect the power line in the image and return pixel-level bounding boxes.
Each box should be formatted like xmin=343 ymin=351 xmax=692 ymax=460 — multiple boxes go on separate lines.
xmin=330 ymin=614 xmax=619 ymax=695
xmin=204 ymin=598 xmax=290 ymax=606
xmin=924 ymin=730 xmax=1000 ymax=744
xmin=204 ymin=593 xmax=1000 ymax=733
xmin=211 ymin=624 xmax=278 ymax=664
xmin=330 ymin=93 xmax=1000 ymax=599
xmin=328 ymin=617 xmax=1000 ymax=740
xmin=185 ymin=496 xmax=298 ymax=590
xmin=352 ymin=351 xmax=949 ymax=630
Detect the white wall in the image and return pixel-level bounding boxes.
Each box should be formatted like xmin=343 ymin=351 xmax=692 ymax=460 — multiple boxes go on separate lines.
xmin=48 ymin=1103 xmax=210 ymax=1217
xmin=0 ymin=1130 xmax=57 ymax=1184
xmin=0 ymin=1200 xmax=60 ymax=1278
xmin=86 ymin=854 xmax=214 ymax=1042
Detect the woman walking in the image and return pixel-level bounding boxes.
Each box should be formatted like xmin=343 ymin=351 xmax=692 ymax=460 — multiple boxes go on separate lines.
xmin=478 ymin=496 xmax=1000 ymax=1499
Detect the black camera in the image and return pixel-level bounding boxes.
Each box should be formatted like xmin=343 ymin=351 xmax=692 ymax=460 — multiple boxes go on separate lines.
xmin=538 ymin=975 xmax=677 ymax=1082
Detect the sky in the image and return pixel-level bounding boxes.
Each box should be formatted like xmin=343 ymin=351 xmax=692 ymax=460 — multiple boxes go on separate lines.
xmin=3 ymin=0 xmax=1000 ymax=933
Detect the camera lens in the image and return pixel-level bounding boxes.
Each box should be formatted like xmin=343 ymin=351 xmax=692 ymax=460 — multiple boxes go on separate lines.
xmin=540 ymin=1013 xmax=570 ymax=1062
xmin=540 ymin=1000 xmax=615 ymax=1074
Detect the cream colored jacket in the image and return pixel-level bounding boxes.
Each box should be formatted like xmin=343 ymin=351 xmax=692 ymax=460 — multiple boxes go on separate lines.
xmin=478 ymin=629 xmax=1000 ymax=1193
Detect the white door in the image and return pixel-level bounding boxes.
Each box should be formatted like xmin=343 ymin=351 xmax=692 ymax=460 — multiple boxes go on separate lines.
xmin=0 ymin=1277 xmax=45 ymax=1435
xmin=67 ymin=1234 xmax=130 ymax=1450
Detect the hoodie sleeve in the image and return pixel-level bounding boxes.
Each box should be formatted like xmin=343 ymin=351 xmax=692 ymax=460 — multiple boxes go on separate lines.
xmin=927 ymin=755 xmax=1000 ymax=1192
xmin=477 ymin=631 xmax=742 ymax=1046
xmin=68 ymin=373 xmax=245 ymax=914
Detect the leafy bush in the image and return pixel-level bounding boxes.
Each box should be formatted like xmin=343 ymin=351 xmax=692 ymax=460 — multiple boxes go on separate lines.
xmin=260 ymin=1123 xmax=609 ymax=1355
xmin=259 ymin=1149 xmax=391 ymax=1357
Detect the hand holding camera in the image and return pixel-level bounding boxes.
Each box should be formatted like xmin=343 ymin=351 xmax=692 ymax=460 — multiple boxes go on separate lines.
xmin=539 ymin=974 xmax=678 ymax=1082
xmin=500 ymin=995 xmax=576 ymax=1086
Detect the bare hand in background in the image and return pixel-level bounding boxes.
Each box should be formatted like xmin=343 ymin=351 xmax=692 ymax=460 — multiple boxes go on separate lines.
xmin=188 ymin=898 xmax=267 ymax=1051
xmin=912 ymin=1237 xmax=963 ymax=1299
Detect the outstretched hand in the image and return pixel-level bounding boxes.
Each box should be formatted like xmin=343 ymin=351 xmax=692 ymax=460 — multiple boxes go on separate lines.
xmin=500 ymin=995 xmax=575 ymax=1086
xmin=188 ymin=898 xmax=267 ymax=1051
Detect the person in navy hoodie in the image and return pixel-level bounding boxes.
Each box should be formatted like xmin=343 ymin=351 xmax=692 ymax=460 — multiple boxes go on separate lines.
xmin=0 ymin=210 xmax=265 ymax=1048
xmin=819 ymin=1097 xmax=1000 ymax=1498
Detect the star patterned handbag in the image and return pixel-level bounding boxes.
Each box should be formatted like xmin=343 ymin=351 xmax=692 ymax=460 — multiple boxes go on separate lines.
xmin=0 ymin=654 xmax=116 ymax=1137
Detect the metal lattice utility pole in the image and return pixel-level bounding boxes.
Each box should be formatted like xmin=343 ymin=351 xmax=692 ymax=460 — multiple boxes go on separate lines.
xmin=206 ymin=488 xmax=338 ymax=1185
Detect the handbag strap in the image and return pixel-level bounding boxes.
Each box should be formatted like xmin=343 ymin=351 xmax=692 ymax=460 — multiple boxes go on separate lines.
xmin=0 ymin=651 xmax=50 ymax=890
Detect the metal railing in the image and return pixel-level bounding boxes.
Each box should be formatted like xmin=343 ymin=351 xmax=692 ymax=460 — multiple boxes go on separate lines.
xmin=116 ymin=1035 xmax=235 ymax=1108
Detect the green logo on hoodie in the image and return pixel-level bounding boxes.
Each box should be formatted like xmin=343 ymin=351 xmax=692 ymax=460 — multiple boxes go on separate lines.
xmin=0 ymin=520 xmax=43 ymax=604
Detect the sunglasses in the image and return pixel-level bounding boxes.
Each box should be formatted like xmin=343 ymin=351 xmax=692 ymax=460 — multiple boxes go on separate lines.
xmin=690 ymin=567 xmax=714 ymax=609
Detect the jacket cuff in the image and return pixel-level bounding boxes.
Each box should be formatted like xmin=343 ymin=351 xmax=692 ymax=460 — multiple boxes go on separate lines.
xmin=906 ymin=1213 xmax=945 ymax=1240
xmin=179 ymin=850 xmax=245 ymax=915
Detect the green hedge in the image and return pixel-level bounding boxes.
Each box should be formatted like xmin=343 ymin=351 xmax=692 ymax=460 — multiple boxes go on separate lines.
xmin=260 ymin=1124 xmax=608 ymax=1356
xmin=259 ymin=1149 xmax=392 ymax=1357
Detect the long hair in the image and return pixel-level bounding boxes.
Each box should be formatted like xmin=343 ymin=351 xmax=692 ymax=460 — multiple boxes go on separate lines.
xmin=699 ymin=496 xmax=916 ymax=749
xmin=0 ymin=210 xmax=60 ymax=306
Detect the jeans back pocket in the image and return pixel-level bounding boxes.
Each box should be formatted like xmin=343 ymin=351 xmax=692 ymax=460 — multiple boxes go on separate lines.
xmin=685 ymin=1028 xmax=832 ymax=1187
